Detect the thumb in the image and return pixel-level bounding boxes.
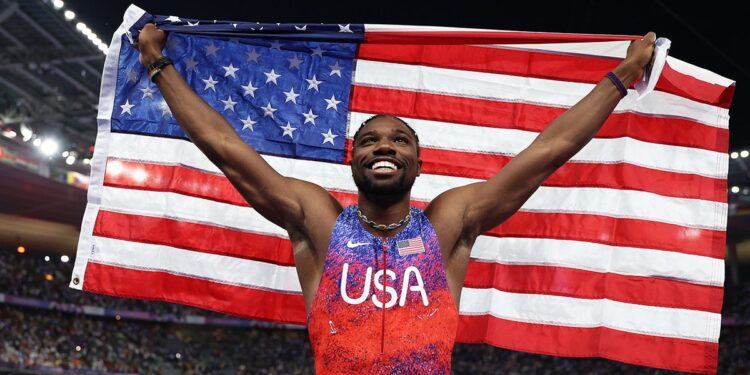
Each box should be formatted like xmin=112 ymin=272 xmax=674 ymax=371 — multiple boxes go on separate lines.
xmin=644 ymin=31 xmax=656 ymax=43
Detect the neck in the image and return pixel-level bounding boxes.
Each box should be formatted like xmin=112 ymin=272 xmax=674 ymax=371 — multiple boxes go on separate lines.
xmin=357 ymin=192 xmax=411 ymax=236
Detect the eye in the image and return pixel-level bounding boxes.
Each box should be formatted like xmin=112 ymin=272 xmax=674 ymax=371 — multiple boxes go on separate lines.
xmin=394 ymin=136 xmax=409 ymax=144
xmin=359 ymin=136 xmax=375 ymax=145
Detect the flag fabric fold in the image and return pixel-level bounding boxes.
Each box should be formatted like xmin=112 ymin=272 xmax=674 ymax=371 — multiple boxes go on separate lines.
xmin=70 ymin=4 xmax=734 ymax=373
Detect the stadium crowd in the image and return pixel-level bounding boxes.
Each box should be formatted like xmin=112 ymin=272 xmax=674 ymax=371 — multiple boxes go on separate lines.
xmin=1 ymin=249 xmax=749 ymax=374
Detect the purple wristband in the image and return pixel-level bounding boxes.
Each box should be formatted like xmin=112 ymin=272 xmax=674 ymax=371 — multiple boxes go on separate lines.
xmin=606 ymin=71 xmax=628 ymax=98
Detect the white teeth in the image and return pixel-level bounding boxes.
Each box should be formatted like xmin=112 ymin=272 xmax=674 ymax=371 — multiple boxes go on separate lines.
xmin=371 ymin=161 xmax=397 ymax=170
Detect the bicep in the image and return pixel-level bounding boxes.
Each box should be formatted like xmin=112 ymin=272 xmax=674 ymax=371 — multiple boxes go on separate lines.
xmin=467 ymin=140 xmax=562 ymax=232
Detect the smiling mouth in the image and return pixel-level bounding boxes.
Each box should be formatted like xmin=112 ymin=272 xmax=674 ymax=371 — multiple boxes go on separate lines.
xmin=370 ymin=161 xmax=399 ymax=171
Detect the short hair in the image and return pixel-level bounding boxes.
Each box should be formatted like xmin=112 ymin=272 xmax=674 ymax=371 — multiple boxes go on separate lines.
xmin=352 ymin=114 xmax=420 ymax=156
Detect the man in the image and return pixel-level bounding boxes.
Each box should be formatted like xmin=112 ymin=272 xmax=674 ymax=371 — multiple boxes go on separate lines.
xmin=137 ymin=23 xmax=655 ymax=373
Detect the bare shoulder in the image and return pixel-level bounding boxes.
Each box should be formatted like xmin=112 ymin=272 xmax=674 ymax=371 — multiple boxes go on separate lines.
xmin=286 ymin=178 xmax=342 ymax=246
xmin=425 ymin=182 xmax=482 ymax=258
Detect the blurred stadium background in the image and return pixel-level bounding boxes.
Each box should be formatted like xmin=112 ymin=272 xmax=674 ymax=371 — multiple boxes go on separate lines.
xmin=0 ymin=0 xmax=747 ymax=373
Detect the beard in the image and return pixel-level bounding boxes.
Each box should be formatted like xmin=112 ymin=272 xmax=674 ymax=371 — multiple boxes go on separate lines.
xmin=353 ymin=170 xmax=416 ymax=198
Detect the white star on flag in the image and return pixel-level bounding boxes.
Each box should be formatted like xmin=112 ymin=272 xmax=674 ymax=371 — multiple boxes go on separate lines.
xmin=310 ymin=46 xmax=325 ymax=57
xmin=305 ymin=75 xmax=322 ymax=91
xmin=221 ymin=96 xmax=237 ymax=112
xmin=321 ymin=129 xmax=337 ymax=145
xmin=187 ymin=20 xmax=199 ymax=26
xmin=246 ymin=49 xmax=260 ymax=63
xmin=120 ymin=100 xmax=134 ymax=115
xmin=288 ymin=55 xmax=303 ymax=70
xmin=328 ymin=61 xmax=343 ymax=77
xmin=269 ymin=40 xmax=283 ymax=50
xmin=205 ymin=43 xmax=220 ymax=56
xmin=264 ymin=69 xmax=281 ymax=85
xmin=125 ymin=67 xmax=139 ymax=83
xmin=280 ymin=122 xmax=297 ymax=138
xmin=202 ymin=75 xmax=218 ymax=91
xmin=262 ymin=102 xmax=277 ymax=118
xmin=165 ymin=15 xmax=181 ymax=22
xmin=140 ymin=86 xmax=155 ymax=99
xmin=241 ymin=81 xmax=258 ymax=97
xmin=324 ymin=94 xmax=341 ymax=111
xmin=338 ymin=24 xmax=353 ymax=33
xmin=241 ymin=116 xmax=257 ymax=131
xmin=184 ymin=58 xmax=199 ymax=72
xmin=302 ymin=109 xmax=318 ymax=125
xmin=222 ymin=63 xmax=239 ymax=78
xmin=283 ymin=88 xmax=300 ymax=104
xmin=294 ymin=25 xmax=307 ymax=31
xmin=159 ymin=101 xmax=172 ymax=117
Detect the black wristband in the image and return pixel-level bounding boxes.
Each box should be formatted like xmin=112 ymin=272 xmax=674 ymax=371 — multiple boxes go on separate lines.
xmin=148 ymin=56 xmax=173 ymax=82
xmin=148 ymin=56 xmax=173 ymax=72
xmin=605 ymin=71 xmax=628 ymax=98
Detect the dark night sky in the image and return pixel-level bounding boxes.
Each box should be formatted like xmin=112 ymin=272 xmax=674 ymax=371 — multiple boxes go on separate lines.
xmin=66 ymin=0 xmax=748 ymax=149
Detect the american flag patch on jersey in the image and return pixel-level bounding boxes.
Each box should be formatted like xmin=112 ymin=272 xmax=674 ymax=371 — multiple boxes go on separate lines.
xmin=397 ymin=237 xmax=425 ymax=256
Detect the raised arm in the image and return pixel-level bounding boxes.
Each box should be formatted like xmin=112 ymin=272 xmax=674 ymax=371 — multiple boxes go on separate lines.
xmin=136 ymin=24 xmax=341 ymax=233
xmin=427 ymin=32 xmax=656 ymax=247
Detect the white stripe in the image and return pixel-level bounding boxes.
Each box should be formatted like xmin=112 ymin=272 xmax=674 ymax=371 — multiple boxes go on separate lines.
xmin=483 ymin=41 xmax=630 ymax=59
xmin=353 ymin=59 xmax=729 ymax=129
xmin=98 ymin=186 xmax=722 ymax=288
xmin=101 ymin=186 xmax=288 ymax=236
xmin=365 ymin=24 xmax=508 ymax=33
xmin=348 ymin=112 xmax=728 ymax=179
xmin=667 ymin=56 xmax=735 ymax=87
xmin=106 ymin=133 xmax=727 ymax=230
xmin=471 ymin=237 xmax=724 ymax=286
xmin=91 ymin=236 xmax=302 ymax=293
xmin=459 ymin=288 xmax=721 ymax=342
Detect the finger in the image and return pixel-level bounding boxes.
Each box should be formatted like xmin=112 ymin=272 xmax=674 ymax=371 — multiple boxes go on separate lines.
xmin=644 ymin=31 xmax=656 ymax=43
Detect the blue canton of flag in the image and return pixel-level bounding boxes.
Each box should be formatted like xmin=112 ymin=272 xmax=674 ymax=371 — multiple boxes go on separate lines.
xmin=112 ymin=23 xmax=359 ymax=163
xmin=397 ymin=237 xmax=425 ymax=256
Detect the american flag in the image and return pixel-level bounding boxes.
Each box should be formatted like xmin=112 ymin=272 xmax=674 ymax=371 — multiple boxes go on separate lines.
xmin=397 ymin=237 xmax=426 ymax=256
xmin=70 ymin=5 xmax=734 ymax=374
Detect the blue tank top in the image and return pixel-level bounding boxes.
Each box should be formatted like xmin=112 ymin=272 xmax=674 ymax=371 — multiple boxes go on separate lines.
xmin=307 ymin=205 xmax=459 ymax=374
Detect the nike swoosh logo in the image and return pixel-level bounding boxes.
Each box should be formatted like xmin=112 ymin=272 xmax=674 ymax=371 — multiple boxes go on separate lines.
xmin=346 ymin=240 xmax=371 ymax=248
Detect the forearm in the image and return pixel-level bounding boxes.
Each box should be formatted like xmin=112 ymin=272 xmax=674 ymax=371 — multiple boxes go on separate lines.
xmin=533 ymin=60 xmax=641 ymax=165
xmin=142 ymin=51 xmax=245 ymax=163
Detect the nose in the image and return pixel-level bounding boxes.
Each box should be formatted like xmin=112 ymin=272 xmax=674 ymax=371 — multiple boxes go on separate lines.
xmin=373 ymin=138 xmax=396 ymax=155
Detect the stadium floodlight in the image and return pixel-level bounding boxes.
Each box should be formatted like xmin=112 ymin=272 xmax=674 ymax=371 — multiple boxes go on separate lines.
xmin=44 ymin=256 xmax=50 ymax=262
xmin=65 ymin=155 xmax=76 ymax=165
xmin=1 ymin=128 xmax=16 ymax=138
xmin=83 ymin=158 xmax=91 ymax=165
xmin=64 ymin=10 xmax=75 ymax=20
xmin=32 ymin=138 xmax=42 ymax=147
xmin=40 ymin=138 xmax=60 ymax=156
xmin=741 ymin=150 xmax=749 ymax=158
xmin=20 ymin=123 xmax=33 ymax=142
xmin=52 ymin=0 xmax=64 ymax=9
xmin=62 ymin=151 xmax=69 ymax=158
xmin=730 ymin=152 xmax=739 ymax=159
xmin=61 ymin=255 xmax=70 ymax=263
xmin=75 ymin=345 xmax=81 ymax=352
xmin=16 ymin=245 xmax=26 ymax=254
xmin=731 ymin=186 xmax=740 ymax=193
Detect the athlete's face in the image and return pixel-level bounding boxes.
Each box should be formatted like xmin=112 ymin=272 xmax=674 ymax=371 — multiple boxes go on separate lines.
xmin=351 ymin=117 xmax=421 ymax=197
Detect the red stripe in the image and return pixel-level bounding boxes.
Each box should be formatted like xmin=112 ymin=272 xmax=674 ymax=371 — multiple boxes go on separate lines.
xmin=364 ymin=30 xmax=639 ymax=45
xmin=492 ymin=211 xmax=725 ymax=260
xmin=457 ymin=315 xmax=718 ymax=374
xmin=91 ymin=209 xmax=720 ymax=312
xmin=350 ymin=85 xmax=729 ymax=153
xmin=344 ymin=139 xmax=726 ymax=202
xmin=357 ymin=43 xmax=733 ymax=108
xmin=93 ymin=210 xmax=295 ymax=266
xmin=83 ymin=262 xmax=306 ymax=324
xmin=103 ymin=159 xmax=725 ymax=258
xmin=463 ymin=262 xmax=722 ymax=313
